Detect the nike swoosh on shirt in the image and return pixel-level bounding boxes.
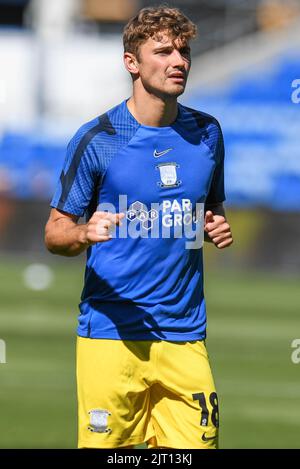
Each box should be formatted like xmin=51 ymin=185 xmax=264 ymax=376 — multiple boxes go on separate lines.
xmin=201 ymin=432 xmax=216 ymax=442
xmin=153 ymin=148 xmax=173 ymax=158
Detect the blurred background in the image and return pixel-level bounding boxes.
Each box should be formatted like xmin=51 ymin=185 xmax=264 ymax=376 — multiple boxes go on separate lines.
xmin=0 ymin=0 xmax=300 ymax=449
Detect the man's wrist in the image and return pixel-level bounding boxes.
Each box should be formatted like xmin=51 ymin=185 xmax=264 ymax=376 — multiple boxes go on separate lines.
xmin=77 ymin=224 xmax=91 ymax=248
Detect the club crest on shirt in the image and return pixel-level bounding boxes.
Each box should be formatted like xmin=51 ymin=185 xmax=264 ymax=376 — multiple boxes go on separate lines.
xmin=88 ymin=409 xmax=112 ymax=433
xmin=156 ymin=162 xmax=181 ymax=188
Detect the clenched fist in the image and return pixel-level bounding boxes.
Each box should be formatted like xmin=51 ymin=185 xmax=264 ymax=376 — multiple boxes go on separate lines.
xmin=84 ymin=211 xmax=125 ymax=245
xmin=204 ymin=210 xmax=233 ymax=249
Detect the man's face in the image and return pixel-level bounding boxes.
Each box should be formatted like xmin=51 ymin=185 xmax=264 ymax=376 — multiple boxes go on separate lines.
xmin=134 ymin=32 xmax=191 ymax=99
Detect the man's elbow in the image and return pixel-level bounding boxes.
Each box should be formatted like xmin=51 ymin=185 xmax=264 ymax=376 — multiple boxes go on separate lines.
xmin=44 ymin=221 xmax=63 ymax=255
xmin=44 ymin=223 xmax=82 ymax=257
xmin=44 ymin=234 xmax=70 ymax=256
xmin=44 ymin=226 xmax=57 ymax=255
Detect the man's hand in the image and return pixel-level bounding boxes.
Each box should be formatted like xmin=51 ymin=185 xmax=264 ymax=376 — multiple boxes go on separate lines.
xmin=204 ymin=210 xmax=233 ymax=249
xmin=84 ymin=211 xmax=125 ymax=246
xmin=45 ymin=208 xmax=125 ymax=257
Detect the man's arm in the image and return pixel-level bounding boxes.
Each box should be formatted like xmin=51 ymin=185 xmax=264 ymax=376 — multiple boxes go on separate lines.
xmin=44 ymin=208 xmax=124 ymax=257
xmin=204 ymin=202 xmax=233 ymax=249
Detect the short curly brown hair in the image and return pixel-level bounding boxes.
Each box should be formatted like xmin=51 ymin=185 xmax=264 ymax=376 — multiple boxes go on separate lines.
xmin=123 ymin=5 xmax=197 ymax=59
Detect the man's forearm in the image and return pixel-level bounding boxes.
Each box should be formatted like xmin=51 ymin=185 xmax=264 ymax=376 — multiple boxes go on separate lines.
xmin=45 ymin=209 xmax=123 ymax=257
xmin=45 ymin=220 xmax=89 ymax=257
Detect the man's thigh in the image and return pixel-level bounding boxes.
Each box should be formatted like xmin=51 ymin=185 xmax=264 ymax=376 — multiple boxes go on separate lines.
xmin=76 ymin=337 xmax=155 ymax=449
xmin=148 ymin=340 xmax=219 ymax=449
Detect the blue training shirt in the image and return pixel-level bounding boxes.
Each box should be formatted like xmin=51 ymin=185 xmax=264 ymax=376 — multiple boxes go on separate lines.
xmin=51 ymin=99 xmax=225 ymax=341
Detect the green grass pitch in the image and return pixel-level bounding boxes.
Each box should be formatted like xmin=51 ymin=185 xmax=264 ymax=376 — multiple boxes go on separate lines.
xmin=0 ymin=257 xmax=299 ymax=448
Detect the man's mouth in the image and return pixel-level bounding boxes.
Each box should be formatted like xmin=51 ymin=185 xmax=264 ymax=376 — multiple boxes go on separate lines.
xmin=167 ymin=72 xmax=185 ymax=83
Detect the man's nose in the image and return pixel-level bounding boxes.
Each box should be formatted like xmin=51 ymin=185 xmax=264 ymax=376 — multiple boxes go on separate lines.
xmin=170 ymin=49 xmax=186 ymax=68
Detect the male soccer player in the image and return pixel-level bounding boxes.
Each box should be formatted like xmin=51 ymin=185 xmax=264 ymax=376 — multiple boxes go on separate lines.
xmin=45 ymin=6 xmax=233 ymax=449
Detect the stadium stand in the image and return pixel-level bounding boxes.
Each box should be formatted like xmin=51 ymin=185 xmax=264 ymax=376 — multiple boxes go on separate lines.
xmin=0 ymin=0 xmax=299 ymax=211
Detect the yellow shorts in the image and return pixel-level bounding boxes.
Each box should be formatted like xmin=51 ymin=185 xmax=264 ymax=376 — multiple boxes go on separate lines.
xmin=76 ymin=337 xmax=219 ymax=449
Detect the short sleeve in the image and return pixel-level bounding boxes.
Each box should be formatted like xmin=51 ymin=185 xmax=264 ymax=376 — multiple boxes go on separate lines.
xmin=206 ymin=124 xmax=226 ymax=205
xmin=51 ymin=130 xmax=99 ymax=217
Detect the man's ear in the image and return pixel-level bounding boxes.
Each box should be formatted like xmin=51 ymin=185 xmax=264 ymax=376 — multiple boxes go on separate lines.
xmin=124 ymin=52 xmax=139 ymax=75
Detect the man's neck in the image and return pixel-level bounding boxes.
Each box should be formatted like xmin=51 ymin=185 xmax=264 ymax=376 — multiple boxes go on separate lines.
xmin=127 ymin=92 xmax=178 ymax=127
